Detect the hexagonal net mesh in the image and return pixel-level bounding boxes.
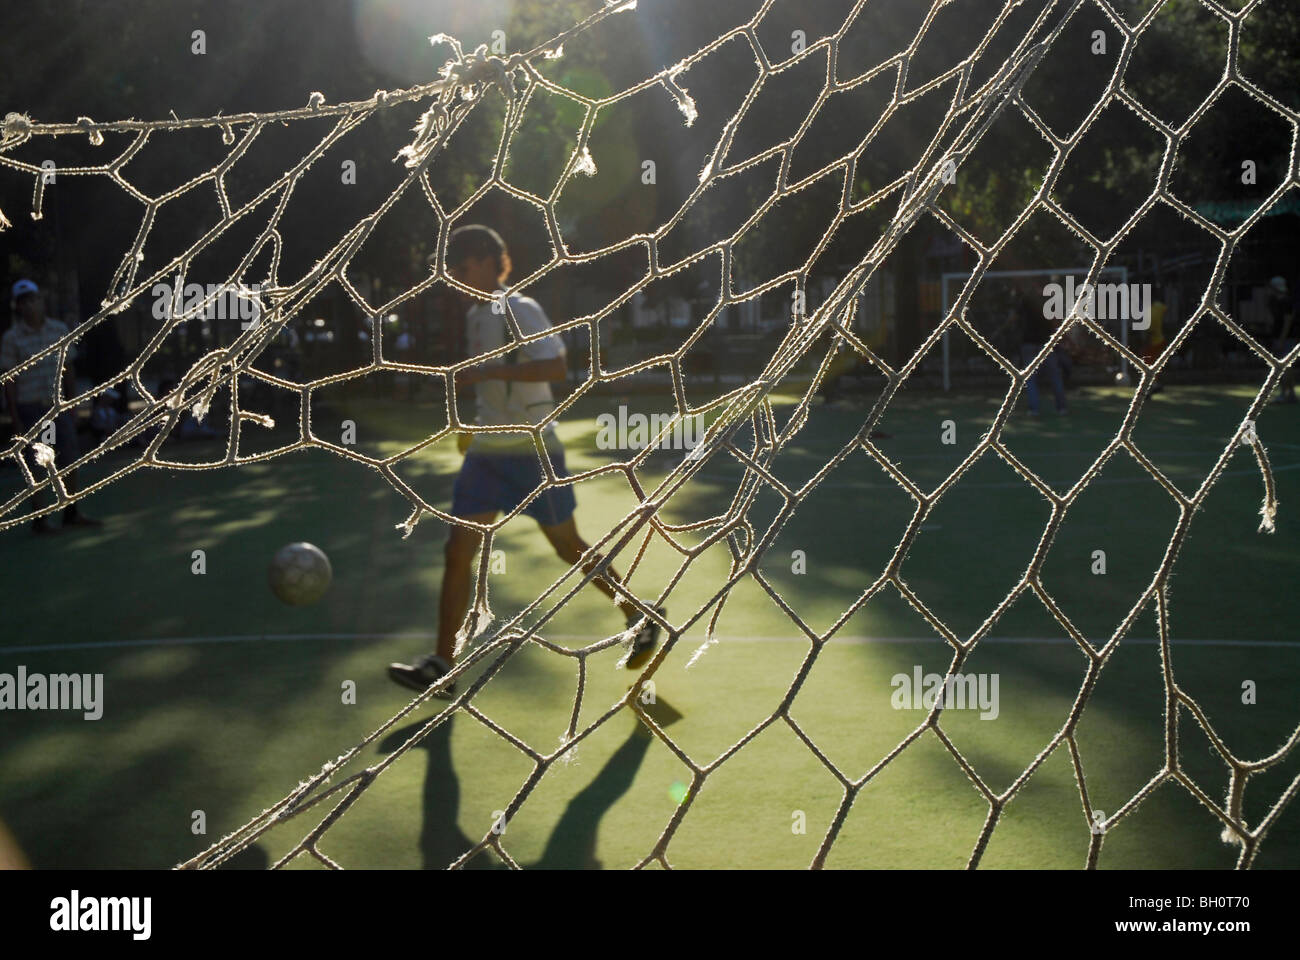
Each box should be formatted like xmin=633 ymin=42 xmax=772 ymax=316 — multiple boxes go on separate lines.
xmin=2 ymin=0 xmax=1297 ymax=868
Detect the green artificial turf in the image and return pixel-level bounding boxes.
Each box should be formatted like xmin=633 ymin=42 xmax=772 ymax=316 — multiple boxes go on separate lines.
xmin=1 ymin=383 xmax=1297 ymax=869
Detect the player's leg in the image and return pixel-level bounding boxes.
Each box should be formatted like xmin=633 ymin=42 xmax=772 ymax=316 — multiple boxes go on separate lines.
xmin=389 ymin=447 xmax=506 ymax=696
xmin=16 ymin=403 xmax=57 ymax=534
xmin=820 ymin=371 xmax=842 ymax=405
xmin=538 ymin=515 xmax=636 ymax=620
xmin=436 ymin=512 xmax=498 ymax=662
xmin=517 ymin=444 xmax=629 ymax=611
xmin=438 ymin=450 xmax=510 ymax=664
xmin=1276 ymin=338 xmax=1297 ymax=402
xmin=1020 ymin=343 xmax=1042 ymax=414
xmin=388 ymin=511 xmax=497 ymax=696
xmin=55 ymin=409 xmax=99 ymax=527
xmin=525 ymin=443 xmax=666 ymax=669
xmin=539 ymin=515 xmax=667 ymax=669
xmin=1043 ymin=349 xmax=1067 ymax=413
xmin=16 ymin=406 xmax=99 ymax=530
xmin=819 ymin=341 xmax=856 ymax=405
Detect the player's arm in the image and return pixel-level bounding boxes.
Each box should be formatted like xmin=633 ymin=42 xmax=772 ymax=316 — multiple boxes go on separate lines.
xmin=1 ymin=337 xmax=21 ymax=433
xmin=497 ymin=356 xmax=567 ymax=382
xmin=1278 ymin=306 xmax=1294 ymax=346
xmin=3 ymin=381 xmax=18 ymax=433
xmin=458 ymin=356 xmax=566 ymax=385
xmin=62 ymin=355 xmax=76 ymax=405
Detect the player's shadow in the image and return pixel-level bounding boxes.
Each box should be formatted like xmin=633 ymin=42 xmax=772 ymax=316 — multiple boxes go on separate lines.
xmin=527 ymin=726 xmax=652 ymax=869
xmin=531 ymin=696 xmax=683 ymax=869
xmin=383 ymin=697 xmax=682 ymax=870
xmin=379 ymin=718 xmax=494 ymax=870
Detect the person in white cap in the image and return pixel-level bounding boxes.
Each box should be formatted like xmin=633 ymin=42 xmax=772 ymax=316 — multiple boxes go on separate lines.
xmin=2 ymin=279 xmax=100 ymax=533
xmin=1268 ymin=276 xmax=1296 ymax=404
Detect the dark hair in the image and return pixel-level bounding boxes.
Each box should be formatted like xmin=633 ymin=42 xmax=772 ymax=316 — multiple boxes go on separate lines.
xmin=444 ymin=224 xmax=508 ymax=272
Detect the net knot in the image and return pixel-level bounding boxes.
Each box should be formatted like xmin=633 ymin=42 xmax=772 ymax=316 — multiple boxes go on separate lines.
xmin=399 ymin=40 xmax=527 ymax=168
xmin=663 ymin=70 xmax=697 ymax=126
xmin=612 ymin=622 xmax=642 ymax=669
xmin=686 ymin=633 xmax=718 ymax=669
xmin=557 ymin=731 xmax=580 ymax=766
xmin=1259 ymin=501 xmax=1277 ymax=534
xmin=1 ymin=112 xmax=32 ymax=149
xmin=442 ymin=43 xmax=527 ymax=102
xmin=307 ymin=91 xmax=327 ymax=111
xmin=31 ymin=441 xmax=56 ymax=468
xmin=75 ymin=116 xmax=104 ymax=146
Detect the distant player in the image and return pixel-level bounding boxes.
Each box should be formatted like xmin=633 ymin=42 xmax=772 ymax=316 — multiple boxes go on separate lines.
xmin=2 ymin=279 xmax=100 ymax=534
xmin=1015 ymin=283 xmax=1067 ymax=415
xmin=1142 ymin=293 xmax=1168 ymax=364
xmin=1142 ymin=290 xmax=1168 ymax=395
xmin=388 ymin=226 xmax=664 ymax=697
xmin=1268 ymin=276 xmax=1296 ymax=404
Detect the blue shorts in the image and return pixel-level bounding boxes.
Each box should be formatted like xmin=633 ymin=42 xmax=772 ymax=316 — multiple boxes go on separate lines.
xmin=452 ymin=445 xmax=577 ymax=527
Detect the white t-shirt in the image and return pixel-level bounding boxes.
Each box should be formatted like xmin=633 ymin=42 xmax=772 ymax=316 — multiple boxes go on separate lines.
xmin=1 ymin=317 xmax=74 ymax=406
xmin=465 ymin=294 xmax=565 ymax=450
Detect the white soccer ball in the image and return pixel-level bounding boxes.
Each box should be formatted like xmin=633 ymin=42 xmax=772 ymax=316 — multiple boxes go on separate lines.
xmin=268 ymin=542 xmax=332 ymax=606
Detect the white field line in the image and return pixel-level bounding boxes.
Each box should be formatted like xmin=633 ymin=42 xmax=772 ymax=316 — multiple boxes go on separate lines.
xmin=687 ymin=460 xmax=1300 ymax=491
xmin=0 ymin=632 xmax=1294 ymax=656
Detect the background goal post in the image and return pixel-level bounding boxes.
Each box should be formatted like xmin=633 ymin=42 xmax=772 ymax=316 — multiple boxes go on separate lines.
xmin=941 ymin=266 xmax=1131 ymax=391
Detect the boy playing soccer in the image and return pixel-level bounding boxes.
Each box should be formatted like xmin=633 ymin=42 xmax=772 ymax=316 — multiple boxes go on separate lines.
xmin=388 ymin=226 xmax=664 ymax=697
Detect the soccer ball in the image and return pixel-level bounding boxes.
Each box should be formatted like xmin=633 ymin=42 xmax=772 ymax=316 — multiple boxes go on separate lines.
xmin=268 ymin=542 xmax=332 ymax=606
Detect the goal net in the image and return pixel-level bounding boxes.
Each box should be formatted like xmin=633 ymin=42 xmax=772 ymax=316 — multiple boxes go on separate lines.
xmin=2 ymin=0 xmax=1297 ymax=869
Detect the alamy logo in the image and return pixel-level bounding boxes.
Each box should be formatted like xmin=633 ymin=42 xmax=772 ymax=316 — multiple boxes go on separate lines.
xmin=151 ymin=280 xmax=263 ymax=328
xmin=891 ymin=666 xmax=1000 ymax=720
xmin=596 ymin=406 xmax=702 ymax=451
xmin=0 ymin=666 xmax=103 ymax=719
xmin=50 ymin=891 xmax=151 ymax=940
xmin=1042 ymin=276 xmax=1152 ymax=330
